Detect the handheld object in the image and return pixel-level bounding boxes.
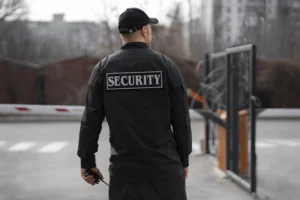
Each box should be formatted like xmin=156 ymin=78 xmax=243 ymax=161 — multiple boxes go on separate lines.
xmin=84 ymin=169 xmax=110 ymax=186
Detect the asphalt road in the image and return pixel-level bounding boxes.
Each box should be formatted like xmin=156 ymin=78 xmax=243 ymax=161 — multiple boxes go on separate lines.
xmin=1 ymin=118 xmax=298 ymax=200
xmin=187 ymin=118 xmax=300 ymax=200
xmin=0 ymin=120 xmax=224 ymax=200
xmin=256 ymin=119 xmax=300 ymax=200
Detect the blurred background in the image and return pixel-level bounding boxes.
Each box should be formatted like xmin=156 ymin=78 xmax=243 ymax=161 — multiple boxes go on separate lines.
xmin=2 ymin=1 xmax=300 ymax=200
xmin=1 ymin=0 xmax=300 ymax=107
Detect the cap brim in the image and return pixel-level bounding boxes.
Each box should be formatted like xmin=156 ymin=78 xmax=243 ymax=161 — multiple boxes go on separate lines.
xmin=149 ymin=18 xmax=159 ymax=24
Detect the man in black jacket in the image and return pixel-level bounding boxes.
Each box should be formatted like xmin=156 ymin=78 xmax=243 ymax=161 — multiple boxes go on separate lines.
xmin=77 ymin=7 xmax=192 ymax=200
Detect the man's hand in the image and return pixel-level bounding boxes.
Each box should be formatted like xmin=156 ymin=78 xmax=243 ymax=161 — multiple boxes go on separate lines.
xmin=81 ymin=167 xmax=104 ymax=186
xmin=183 ymin=167 xmax=189 ymax=180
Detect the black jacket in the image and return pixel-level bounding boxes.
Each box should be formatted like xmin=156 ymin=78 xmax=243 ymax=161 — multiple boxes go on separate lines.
xmin=77 ymin=42 xmax=192 ymax=181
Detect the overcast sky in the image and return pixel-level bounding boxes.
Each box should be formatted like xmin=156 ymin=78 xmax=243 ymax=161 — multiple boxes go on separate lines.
xmin=27 ymin=0 xmax=187 ymax=24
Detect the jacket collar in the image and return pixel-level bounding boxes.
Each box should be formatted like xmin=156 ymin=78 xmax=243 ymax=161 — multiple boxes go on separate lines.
xmin=121 ymin=42 xmax=149 ymax=50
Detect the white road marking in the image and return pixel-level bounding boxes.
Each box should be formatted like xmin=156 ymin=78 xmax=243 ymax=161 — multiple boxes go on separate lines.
xmin=38 ymin=142 xmax=68 ymax=153
xmin=9 ymin=142 xmax=36 ymax=151
xmin=255 ymin=139 xmax=300 ymax=149
xmin=269 ymin=139 xmax=300 ymax=147
xmin=0 ymin=141 xmax=7 ymax=147
xmin=256 ymin=142 xmax=277 ymax=148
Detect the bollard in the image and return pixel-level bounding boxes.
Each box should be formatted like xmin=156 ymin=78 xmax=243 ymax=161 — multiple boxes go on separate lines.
xmin=218 ymin=110 xmax=249 ymax=175
xmin=239 ymin=110 xmax=249 ymax=175
xmin=218 ymin=110 xmax=227 ymax=171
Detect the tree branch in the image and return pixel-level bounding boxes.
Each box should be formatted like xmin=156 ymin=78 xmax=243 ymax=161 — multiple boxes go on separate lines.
xmin=0 ymin=0 xmax=26 ymax=21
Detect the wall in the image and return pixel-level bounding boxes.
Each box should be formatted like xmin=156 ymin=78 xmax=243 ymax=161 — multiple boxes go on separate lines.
xmin=43 ymin=56 xmax=100 ymax=105
xmin=0 ymin=58 xmax=40 ymax=104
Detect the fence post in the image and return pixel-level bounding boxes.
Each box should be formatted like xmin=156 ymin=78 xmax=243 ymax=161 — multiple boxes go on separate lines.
xmin=225 ymin=52 xmax=231 ymax=170
xmin=231 ymin=55 xmax=239 ymax=174
xmin=250 ymin=45 xmax=257 ymax=194
xmin=204 ymin=53 xmax=210 ymax=154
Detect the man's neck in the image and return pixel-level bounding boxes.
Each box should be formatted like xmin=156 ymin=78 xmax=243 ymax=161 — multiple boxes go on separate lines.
xmin=123 ymin=38 xmax=146 ymax=44
xmin=121 ymin=42 xmax=149 ymax=50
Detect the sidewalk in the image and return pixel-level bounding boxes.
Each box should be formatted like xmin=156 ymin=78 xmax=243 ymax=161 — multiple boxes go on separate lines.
xmin=187 ymin=154 xmax=254 ymax=200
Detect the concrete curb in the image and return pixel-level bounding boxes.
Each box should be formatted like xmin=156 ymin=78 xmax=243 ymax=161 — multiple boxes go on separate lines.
xmin=1 ymin=107 xmax=300 ymax=122
xmin=0 ymin=117 xmax=205 ymax=123
xmin=256 ymin=109 xmax=300 ymax=120
xmin=0 ymin=115 xmax=82 ymax=123
xmin=0 ymin=109 xmax=204 ymax=122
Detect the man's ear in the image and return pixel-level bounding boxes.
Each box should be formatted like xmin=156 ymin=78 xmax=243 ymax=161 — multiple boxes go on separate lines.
xmin=141 ymin=26 xmax=147 ymax=37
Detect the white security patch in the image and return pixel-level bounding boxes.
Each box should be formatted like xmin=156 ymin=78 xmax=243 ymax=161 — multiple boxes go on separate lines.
xmin=106 ymin=71 xmax=163 ymax=90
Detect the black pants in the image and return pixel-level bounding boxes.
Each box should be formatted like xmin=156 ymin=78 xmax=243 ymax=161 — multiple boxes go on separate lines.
xmin=109 ymin=178 xmax=187 ymax=200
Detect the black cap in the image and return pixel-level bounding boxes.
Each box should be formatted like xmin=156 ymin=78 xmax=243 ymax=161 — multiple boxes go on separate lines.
xmin=118 ymin=8 xmax=159 ymax=34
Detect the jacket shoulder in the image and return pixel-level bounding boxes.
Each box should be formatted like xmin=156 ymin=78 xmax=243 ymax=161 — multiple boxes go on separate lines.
xmin=149 ymin=50 xmax=176 ymax=68
xmin=107 ymin=50 xmax=122 ymax=59
xmin=88 ymin=56 xmax=110 ymax=86
xmin=161 ymin=54 xmax=178 ymax=70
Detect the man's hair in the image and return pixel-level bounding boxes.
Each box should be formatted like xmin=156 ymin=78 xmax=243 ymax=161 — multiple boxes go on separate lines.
xmin=121 ymin=30 xmax=140 ymax=39
xmin=120 ymin=25 xmax=151 ymax=41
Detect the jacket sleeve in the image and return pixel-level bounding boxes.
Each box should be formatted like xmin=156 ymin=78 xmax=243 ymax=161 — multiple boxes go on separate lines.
xmin=166 ymin=57 xmax=192 ymax=168
xmin=77 ymin=60 xmax=106 ymax=169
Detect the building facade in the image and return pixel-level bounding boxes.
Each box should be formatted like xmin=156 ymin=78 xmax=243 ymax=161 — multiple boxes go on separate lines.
xmin=0 ymin=14 xmax=107 ymax=64
xmin=27 ymin=13 xmax=106 ymax=63
xmin=188 ymin=0 xmax=300 ymax=59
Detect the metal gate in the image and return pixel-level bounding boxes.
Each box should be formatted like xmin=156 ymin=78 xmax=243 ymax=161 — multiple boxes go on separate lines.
xmin=203 ymin=44 xmax=258 ymax=195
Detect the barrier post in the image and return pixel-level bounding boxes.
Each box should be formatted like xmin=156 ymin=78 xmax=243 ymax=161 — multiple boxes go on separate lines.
xmin=218 ymin=110 xmax=249 ymax=175
xmin=218 ymin=111 xmax=227 ymax=171
xmin=239 ymin=110 xmax=249 ymax=175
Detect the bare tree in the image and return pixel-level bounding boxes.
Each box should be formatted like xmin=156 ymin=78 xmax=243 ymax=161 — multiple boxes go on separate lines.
xmin=101 ymin=20 xmax=117 ymax=54
xmin=0 ymin=20 xmax=34 ymax=60
xmin=166 ymin=3 xmax=185 ymax=55
xmin=151 ymin=3 xmax=186 ymax=57
xmin=134 ymin=0 xmax=150 ymax=11
xmin=90 ymin=0 xmax=122 ymax=55
xmin=0 ymin=0 xmax=28 ymax=21
xmin=186 ymin=0 xmax=211 ymax=60
xmin=0 ymin=0 xmax=31 ymax=61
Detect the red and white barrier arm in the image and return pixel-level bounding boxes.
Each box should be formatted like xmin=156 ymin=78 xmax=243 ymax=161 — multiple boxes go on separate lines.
xmin=0 ymin=104 xmax=203 ymax=120
xmin=0 ymin=104 xmax=85 ymax=116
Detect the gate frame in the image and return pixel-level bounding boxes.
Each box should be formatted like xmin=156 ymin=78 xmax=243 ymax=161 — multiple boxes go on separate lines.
xmin=203 ymin=44 xmax=257 ymax=195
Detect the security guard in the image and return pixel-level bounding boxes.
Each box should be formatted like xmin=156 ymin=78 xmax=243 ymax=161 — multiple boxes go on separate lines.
xmin=77 ymin=7 xmax=192 ymax=200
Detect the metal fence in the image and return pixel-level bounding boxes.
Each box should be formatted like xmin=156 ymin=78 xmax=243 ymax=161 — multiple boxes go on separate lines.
xmin=203 ymin=52 xmax=227 ymax=156
xmin=203 ymin=44 xmax=258 ymax=195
